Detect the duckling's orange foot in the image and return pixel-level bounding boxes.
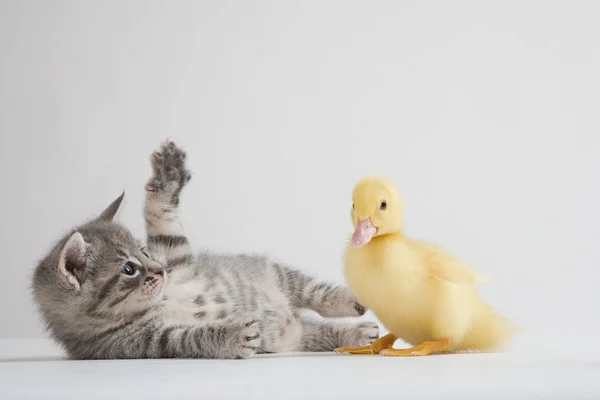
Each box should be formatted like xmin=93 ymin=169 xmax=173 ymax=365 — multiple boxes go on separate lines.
xmin=369 ymin=332 xmax=398 ymax=354
xmin=380 ymin=338 xmax=453 ymax=357
xmin=335 ymin=332 xmax=399 ymax=355
xmin=334 ymin=345 xmax=373 ymax=355
xmin=380 ymin=348 xmax=429 ymax=356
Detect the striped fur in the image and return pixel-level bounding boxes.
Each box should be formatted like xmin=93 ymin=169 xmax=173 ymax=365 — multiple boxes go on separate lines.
xmin=31 ymin=140 xmax=379 ymax=359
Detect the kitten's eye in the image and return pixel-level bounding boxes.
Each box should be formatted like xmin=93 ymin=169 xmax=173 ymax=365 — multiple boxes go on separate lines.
xmin=380 ymin=201 xmax=387 ymax=210
xmin=121 ymin=263 xmax=137 ymax=276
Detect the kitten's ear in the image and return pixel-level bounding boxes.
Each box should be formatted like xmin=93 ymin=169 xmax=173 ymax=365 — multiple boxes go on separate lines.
xmin=98 ymin=192 xmax=125 ymax=222
xmin=58 ymin=232 xmax=87 ymax=290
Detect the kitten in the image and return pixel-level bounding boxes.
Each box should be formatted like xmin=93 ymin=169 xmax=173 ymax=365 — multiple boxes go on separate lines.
xmin=32 ymin=140 xmax=379 ymax=359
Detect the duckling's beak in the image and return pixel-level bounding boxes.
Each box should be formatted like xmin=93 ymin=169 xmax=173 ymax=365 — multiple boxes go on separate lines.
xmin=351 ymin=218 xmax=377 ymax=247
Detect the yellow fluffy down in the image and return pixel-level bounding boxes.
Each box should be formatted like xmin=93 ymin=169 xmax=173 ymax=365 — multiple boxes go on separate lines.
xmin=344 ymin=177 xmax=517 ymax=353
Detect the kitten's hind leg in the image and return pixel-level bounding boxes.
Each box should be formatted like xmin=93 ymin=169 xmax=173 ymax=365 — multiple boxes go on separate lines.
xmin=272 ymin=263 xmax=367 ymax=318
xmin=298 ymin=320 xmax=380 ymax=352
xmin=144 ymin=139 xmax=194 ymax=271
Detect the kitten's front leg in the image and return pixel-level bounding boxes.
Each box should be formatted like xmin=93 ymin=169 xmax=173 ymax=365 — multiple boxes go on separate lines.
xmin=272 ymin=263 xmax=367 ymax=318
xmin=298 ymin=321 xmax=380 ymax=352
xmin=144 ymin=139 xmax=194 ymax=270
xmin=169 ymin=319 xmax=262 ymax=359
xmin=99 ymin=319 xmax=262 ymax=360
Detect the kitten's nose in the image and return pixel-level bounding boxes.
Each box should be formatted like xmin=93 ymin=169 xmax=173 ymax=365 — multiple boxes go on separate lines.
xmin=147 ymin=263 xmax=165 ymax=277
xmin=148 ymin=267 xmax=164 ymax=277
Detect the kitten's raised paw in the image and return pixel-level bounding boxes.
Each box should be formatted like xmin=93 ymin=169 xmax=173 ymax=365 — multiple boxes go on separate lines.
xmin=145 ymin=139 xmax=192 ymax=203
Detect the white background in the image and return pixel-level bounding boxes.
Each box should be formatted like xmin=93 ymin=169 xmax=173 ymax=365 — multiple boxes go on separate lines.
xmin=0 ymin=0 xmax=598 ymax=355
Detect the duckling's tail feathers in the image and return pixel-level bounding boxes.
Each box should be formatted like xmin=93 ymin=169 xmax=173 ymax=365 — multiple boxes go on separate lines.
xmin=460 ymin=308 xmax=521 ymax=352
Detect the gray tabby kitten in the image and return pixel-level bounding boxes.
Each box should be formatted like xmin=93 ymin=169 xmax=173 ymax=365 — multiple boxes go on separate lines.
xmin=32 ymin=140 xmax=379 ymax=359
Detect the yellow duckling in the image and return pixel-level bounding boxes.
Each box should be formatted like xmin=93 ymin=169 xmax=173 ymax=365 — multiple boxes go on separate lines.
xmin=335 ymin=176 xmax=517 ymax=356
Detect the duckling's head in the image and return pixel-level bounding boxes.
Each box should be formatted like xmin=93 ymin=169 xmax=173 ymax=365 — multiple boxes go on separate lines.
xmin=350 ymin=176 xmax=403 ymax=247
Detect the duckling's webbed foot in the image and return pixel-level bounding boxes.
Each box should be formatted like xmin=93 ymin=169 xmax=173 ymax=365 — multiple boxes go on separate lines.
xmin=380 ymin=338 xmax=452 ymax=357
xmin=334 ymin=345 xmax=373 ymax=354
xmin=335 ymin=332 xmax=397 ymax=355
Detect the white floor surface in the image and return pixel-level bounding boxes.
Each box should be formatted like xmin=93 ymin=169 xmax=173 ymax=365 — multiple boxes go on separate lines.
xmin=1 ymin=340 xmax=599 ymax=399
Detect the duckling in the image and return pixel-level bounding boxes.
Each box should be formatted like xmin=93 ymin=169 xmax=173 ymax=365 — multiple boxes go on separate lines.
xmin=335 ymin=176 xmax=517 ymax=356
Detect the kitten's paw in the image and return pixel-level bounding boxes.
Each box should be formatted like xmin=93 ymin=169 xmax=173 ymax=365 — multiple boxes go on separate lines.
xmin=333 ymin=295 xmax=368 ymax=318
xmin=352 ymin=300 xmax=367 ymax=316
xmin=317 ymin=286 xmax=369 ymax=318
xmin=222 ymin=319 xmax=262 ymax=359
xmin=338 ymin=322 xmax=380 ymax=348
xmin=145 ymin=139 xmax=192 ymax=203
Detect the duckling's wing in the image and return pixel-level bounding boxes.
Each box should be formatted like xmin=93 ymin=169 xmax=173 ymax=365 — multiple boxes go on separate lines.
xmin=413 ymin=241 xmax=490 ymax=284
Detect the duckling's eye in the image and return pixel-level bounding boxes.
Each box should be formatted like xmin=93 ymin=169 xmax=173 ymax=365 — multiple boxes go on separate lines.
xmin=352 ymin=203 xmax=355 ymax=210
xmin=121 ymin=262 xmax=137 ymax=276
xmin=380 ymin=201 xmax=387 ymax=210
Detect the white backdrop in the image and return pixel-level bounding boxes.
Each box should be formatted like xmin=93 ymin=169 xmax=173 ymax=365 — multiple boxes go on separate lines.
xmin=0 ymin=1 xmax=598 ymax=354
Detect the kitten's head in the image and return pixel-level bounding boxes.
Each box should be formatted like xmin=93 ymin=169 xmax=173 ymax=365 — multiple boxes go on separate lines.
xmin=32 ymin=193 xmax=166 ymax=342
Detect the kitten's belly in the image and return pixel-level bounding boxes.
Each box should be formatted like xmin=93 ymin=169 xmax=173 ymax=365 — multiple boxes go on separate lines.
xmin=161 ymin=270 xmax=228 ymax=325
xmin=257 ymin=285 xmax=303 ymax=353
xmin=263 ymin=318 xmax=303 ymax=353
